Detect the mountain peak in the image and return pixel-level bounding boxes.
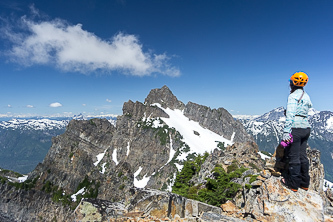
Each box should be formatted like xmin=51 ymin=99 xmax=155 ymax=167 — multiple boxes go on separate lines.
xmin=73 ymin=113 xmax=86 ymax=120
xmin=144 ymin=85 xmax=185 ymax=110
xmin=309 ymin=108 xmax=320 ymax=116
xmin=254 ymin=106 xmax=285 ymax=122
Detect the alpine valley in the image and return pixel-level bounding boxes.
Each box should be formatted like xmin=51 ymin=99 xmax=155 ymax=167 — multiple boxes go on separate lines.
xmin=235 ymin=107 xmax=333 ymax=181
xmin=0 ymin=86 xmax=332 ymax=221
xmin=0 ymin=115 xmax=116 ymax=174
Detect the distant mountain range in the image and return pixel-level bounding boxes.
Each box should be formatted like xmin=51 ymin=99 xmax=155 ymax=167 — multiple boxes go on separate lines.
xmin=235 ymin=107 xmax=333 ymax=181
xmin=2 ymin=106 xmax=332 ymax=182
xmin=0 ymin=114 xmax=116 ymax=174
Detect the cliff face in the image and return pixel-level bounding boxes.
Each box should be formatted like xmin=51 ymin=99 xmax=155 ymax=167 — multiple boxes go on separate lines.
xmin=184 ymin=102 xmax=253 ymax=143
xmin=29 ymin=118 xmax=115 ymax=195
xmin=0 ymin=85 xmax=331 ymax=221
xmin=0 ymin=183 xmax=73 ymax=221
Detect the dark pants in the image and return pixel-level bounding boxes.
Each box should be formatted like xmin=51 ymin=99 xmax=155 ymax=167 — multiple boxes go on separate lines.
xmin=284 ymin=128 xmax=311 ymax=189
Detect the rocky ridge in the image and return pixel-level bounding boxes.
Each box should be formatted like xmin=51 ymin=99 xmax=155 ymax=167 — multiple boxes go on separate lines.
xmin=72 ymin=145 xmax=332 ymax=222
xmin=0 ymin=85 xmax=332 ymax=221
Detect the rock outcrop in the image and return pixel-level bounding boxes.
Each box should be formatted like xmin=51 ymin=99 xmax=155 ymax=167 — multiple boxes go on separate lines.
xmin=190 ymin=141 xmax=264 ymax=190
xmin=29 ymin=118 xmax=115 ymax=195
xmin=242 ymin=176 xmax=324 ymax=222
xmin=144 ymin=85 xmax=186 ymax=110
xmin=184 ymin=102 xmax=253 ymax=143
xmin=0 ymin=183 xmax=73 ymax=221
xmin=74 ymin=188 xmax=244 ymax=222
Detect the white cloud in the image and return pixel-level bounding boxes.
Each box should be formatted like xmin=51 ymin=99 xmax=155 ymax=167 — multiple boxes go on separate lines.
xmin=82 ymin=104 xmax=86 ymax=106
xmin=106 ymin=99 xmax=111 ymax=103
xmin=26 ymin=105 xmax=34 ymax=108
xmin=4 ymin=14 xmax=180 ymax=77
xmin=49 ymin=102 xmax=62 ymax=108
xmin=7 ymin=105 xmax=12 ymax=108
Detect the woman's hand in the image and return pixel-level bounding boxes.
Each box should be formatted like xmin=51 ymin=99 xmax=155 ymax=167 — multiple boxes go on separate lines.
xmin=282 ymin=132 xmax=292 ymax=142
xmin=281 ymin=132 xmax=293 ymax=148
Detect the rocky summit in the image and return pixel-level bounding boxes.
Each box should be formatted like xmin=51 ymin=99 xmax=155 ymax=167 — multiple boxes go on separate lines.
xmin=0 ymin=85 xmax=332 ymax=221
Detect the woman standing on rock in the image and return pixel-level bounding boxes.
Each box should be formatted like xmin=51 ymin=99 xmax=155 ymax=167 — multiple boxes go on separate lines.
xmin=281 ymin=72 xmax=312 ymax=192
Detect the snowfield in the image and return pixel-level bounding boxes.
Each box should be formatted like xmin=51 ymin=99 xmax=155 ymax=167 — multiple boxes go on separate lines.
xmin=153 ymin=103 xmax=233 ymax=157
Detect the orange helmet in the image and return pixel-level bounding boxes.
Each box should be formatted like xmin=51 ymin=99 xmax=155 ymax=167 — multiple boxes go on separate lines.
xmin=290 ymin=72 xmax=308 ymax=87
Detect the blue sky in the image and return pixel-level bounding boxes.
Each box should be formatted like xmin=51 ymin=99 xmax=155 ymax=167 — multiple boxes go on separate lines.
xmin=0 ymin=0 xmax=332 ymax=117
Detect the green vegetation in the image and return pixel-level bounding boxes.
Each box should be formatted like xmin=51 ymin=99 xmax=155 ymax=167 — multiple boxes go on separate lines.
xmin=47 ymin=175 xmax=101 ymax=210
xmin=249 ymin=162 xmax=261 ymax=172
xmin=161 ymin=182 xmax=168 ymax=191
xmin=51 ymin=187 xmax=72 ymax=206
xmin=124 ymin=113 xmax=133 ymax=118
xmin=75 ymin=176 xmax=100 ymax=200
xmin=227 ymin=160 xmax=239 ymax=173
xmin=42 ymin=180 xmax=53 ymax=193
xmin=216 ymin=141 xmax=225 ymax=150
xmin=0 ymin=169 xmax=23 ymax=177
xmin=69 ymin=152 xmax=74 ymax=159
xmin=89 ymin=119 xmax=96 ymax=126
xmin=155 ymin=125 xmax=171 ymax=145
xmin=137 ymin=118 xmax=177 ymax=146
xmin=6 ymin=175 xmax=39 ymax=190
xmin=41 ymin=179 xmax=70 ymax=206
xmin=244 ymin=174 xmax=258 ymax=184
xmin=172 ymin=153 xmax=209 ymax=197
xmin=172 ymin=155 xmax=248 ymax=207
xmin=245 ymin=184 xmax=252 ymax=189
xmin=249 ymin=175 xmax=258 ymax=184
xmin=0 ymin=176 xmax=7 ymax=184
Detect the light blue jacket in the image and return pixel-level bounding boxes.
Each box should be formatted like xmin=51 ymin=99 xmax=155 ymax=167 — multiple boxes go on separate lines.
xmin=283 ymin=89 xmax=312 ymax=133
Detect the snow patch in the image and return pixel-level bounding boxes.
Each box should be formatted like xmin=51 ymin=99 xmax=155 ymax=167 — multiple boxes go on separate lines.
xmin=94 ymin=149 xmax=107 ymax=166
xmin=174 ymin=163 xmax=183 ymax=172
xmin=156 ymin=137 xmax=177 ymax=173
xmin=152 ymin=119 xmax=164 ymax=128
xmin=108 ymin=119 xmax=117 ymax=127
xmin=71 ymin=187 xmax=85 ymax=202
xmin=233 ymin=115 xmax=260 ymax=120
xmin=258 ymin=151 xmax=271 ymax=160
xmin=18 ymin=175 xmax=28 ymax=183
xmin=167 ymin=138 xmax=176 ymax=164
xmin=324 ymin=179 xmax=333 ymax=191
xmin=279 ymin=116 xmax=286 ymax=122
xmin=231 ymin=132 xmax=235 ymax=142
xmin=326 ymin=117 xmax=333 ymax=130
xmin=126 ymin=141 xmax=130 ymax=156
xmin=112 ymin=148 xmax=119 ymax=165
xmin=308 ymin=108 xmax=319 ymax=116
xmin=133 ymin=167 xmax=150 ymax=188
